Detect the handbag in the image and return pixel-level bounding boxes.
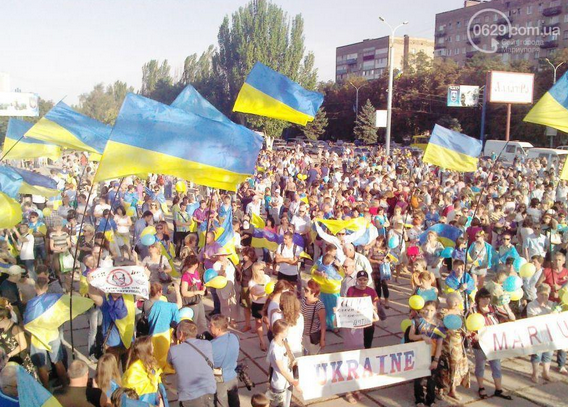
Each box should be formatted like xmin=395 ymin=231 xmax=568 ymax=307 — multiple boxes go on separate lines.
xmin=308 ymin=304 xmax=320 ymax=345
xmin=157 ymin=255 xmax=172 ymax=284
xmin=60 ymin=251 xmax=75 ymax=273
xmin=181 ymin=273 xmax=202 ymax=306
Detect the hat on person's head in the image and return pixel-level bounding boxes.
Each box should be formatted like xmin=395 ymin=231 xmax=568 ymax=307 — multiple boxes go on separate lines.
xmin=216 ymin=247 xmax=231 ymax=256
xmin=6 ymin=265 xmax=24 ymax=276
xmin=356 ymin=270 xmax=369 ymax=279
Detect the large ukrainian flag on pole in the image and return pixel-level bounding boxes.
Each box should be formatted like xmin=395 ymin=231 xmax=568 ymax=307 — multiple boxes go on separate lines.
xmin=2 ymin=119 xmax=61 ymax=161
xmin=0 ymin=192 xmax=22 ymax=228
xmin=423 ymin=124 xmax=482 ymax=173
xmin=0 ymin=165 xmax=59 ymax=197
xmin=233 ymin=62 xmax=324 ymax=126
xmin=95 ymin=93 xmax=263 ymax=191
xmin=524 ymin=71 xmax=568 ymax=133
xmin=24 ymin=102 xmax=110 ymax=155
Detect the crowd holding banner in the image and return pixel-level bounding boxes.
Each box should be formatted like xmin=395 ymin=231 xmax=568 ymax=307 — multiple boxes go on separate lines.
xmin=2 ymin=64 xmax=568 ymax=407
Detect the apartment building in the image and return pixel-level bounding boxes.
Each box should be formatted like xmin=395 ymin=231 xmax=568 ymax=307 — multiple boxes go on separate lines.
xmin=435 ymin=0 xmax=567 ymax=66
xmin=335 ymin=35 xmax=434 ymax=82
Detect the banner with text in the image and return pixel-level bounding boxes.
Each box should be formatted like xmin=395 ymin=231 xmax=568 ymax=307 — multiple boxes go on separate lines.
xmin=297 ymin=341 xmax=431 ymax=401
xmin=89 ymin=266 xmax=149 ymax=299
xmin=335 ymin=296 xmax=374 ymax=328
xmin=0 ymin=92 xmax=39 ymax=117
xmin=479 ymin=311 xmax=568 ymax=361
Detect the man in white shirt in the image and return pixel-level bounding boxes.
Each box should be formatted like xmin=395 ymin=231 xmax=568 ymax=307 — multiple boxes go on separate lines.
xmin=246 ymin=195 xmax=262 ymax=217
xmin=15 ymin=224 xmax=35 ymax=279
xmin=291 ymin=204 xmax=311 ymax=238
xmin=275 ymin=232 xmax=302 ymax=284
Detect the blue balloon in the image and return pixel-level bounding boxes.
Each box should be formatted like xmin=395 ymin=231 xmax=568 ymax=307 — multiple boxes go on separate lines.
xmin=179 ymin=307 xmax=194 ymax=320
xmin=140 ymin=234 xmax=156 ymax=246
xmin=388 ymin=235 xmax=400 ymax=249
xmin=503 ymin=275 xmax=522 ymax=292
xmin=443 ymin=314 xmax=463 ymax=330
xmin=203 ymin=268 xmax=218 ymax=284
xmin=513 ymin=256 xmax=526 ymax=272
xmin=440 ymin=247 xmax=454 ymax=259
xmin=420 ymin=290 xmax=438 ymax=302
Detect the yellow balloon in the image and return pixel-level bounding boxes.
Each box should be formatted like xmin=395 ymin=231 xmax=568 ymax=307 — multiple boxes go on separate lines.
xmin=466 ymin=313 xmax=486 ymax=331
xmin=124 ymin=201 xmax=131 ymax=209
xmin=443 ymin=285 xmax=455 ymax=294
xmin=509 ymin=288 xmax=524 ymax=302
xmin=400 ymin=319 xmax=412 ymax=332
xmin=175 ymin=181 xmax=187 ymax=193
xmin=206 ymin=275 xmax=228 ymax=289
xmin=409 ymin=295 xmax=425 ymax=310
xmin=519 ymin=263 xmax=536 ymax=279
xmin=141 ymin=226 xmax=156 ymax=237
xmin=42 ymin=207 xmax=52 ymax=218
xmin=265 ymin=281 xmax=276 ymax=295
xmin=126 ymin=207 xmax=136 ymax=217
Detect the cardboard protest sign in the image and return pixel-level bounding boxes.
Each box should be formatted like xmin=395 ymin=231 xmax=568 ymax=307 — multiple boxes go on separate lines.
xmin=297 ymin=341 xmax=431 ymax=400
xmin=89 ymin=266 xmax=149 ymax=299
xmin=335 ymin=296 xmax=374 ymax=328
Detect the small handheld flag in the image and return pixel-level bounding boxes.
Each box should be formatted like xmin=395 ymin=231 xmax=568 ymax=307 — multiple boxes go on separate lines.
xmin=233 ymin=62 xmax=324 ymax=126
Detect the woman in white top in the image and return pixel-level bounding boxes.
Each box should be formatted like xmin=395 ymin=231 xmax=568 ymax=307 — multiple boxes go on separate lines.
xmin=263 ymin=280 xmax=295 ymax=345
xmin=249 ymin=261 xmax=271 ymax=351
xmin=267 ymin=319 xmax=302 ymax=407
xmin=114 ymin=206 xmax=133 ymax=261
xmin=271 ymin=291 xmax=304 ymax=357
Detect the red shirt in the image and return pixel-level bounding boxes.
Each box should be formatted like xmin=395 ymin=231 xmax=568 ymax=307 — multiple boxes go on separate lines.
xmin=346 ymin=286 xmax=378 ymax=303
xmin=542 ymin=267 xmax=568 ymax=302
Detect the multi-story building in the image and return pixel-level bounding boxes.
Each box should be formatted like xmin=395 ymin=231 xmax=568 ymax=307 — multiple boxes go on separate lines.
xmin=335 ymin=35 xmax=434 ymax=82
xmin=435 ymin=0 xmax=567 ymax=66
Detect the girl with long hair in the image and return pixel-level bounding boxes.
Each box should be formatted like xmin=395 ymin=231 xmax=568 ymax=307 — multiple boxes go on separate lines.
xmin=272 ymin=291 xmax=304 ymax=357
xmin=94 ymin=353 xmax=122 ymax=398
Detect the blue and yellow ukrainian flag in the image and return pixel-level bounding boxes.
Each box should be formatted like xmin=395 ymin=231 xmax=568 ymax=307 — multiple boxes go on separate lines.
xmin=17 ymin=366 xmax=62 ymax=407
xmin=418 ymin=223 xmax=463 ymax=247
xmin=524 ymin=71 xmax=568 ymax=133
xmin=316 ymin=217 xmax=368 ymax=235
xmin=233 ymin=62 xmax=324 ymax=126
xmin=251 ymin=229 xmax=311 ymax=259
xmin=25 ymin=102 xmax=110 ymax=154
xmin=2 ymin=119 xmax=61 ymax=161
xmin=112 ymin=293 xmax=136 ymax=349
xmin=172 ymin=84 xmax=231 ymax=124
xmin=352 ymin=223 xmax=379 ymax=247
xmin=0 ymin=165 xmax=59 ymax=197
xmin=216 ymin=211 xmax=240 ymax=265
xmin=95 ymin=93 xmax=263 ymax=191
xmin=147 ymin=299 xmax=180 ymax=372
xmin=0 ymin=192 xmax=22 ymax=229
xmin=250 ymin=212 xmax=266 ymax=229
xmin=24 ymin=293 xmax=93 ymax=351
xmin=423 ymin=124 xmax=482 ymax=173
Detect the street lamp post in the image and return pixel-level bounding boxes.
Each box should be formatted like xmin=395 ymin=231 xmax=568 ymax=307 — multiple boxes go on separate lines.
xmin=544 ymin=58 xmax=564 ymax=147
xmin=348 ymin=80 xmax=365 ymax=119
xmin=379 ymin=16 xmax=408 ymax=156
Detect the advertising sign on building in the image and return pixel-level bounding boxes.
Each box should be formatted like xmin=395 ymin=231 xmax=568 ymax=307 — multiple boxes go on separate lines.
xmin=297 ymin=341 xmax=431 ymax=400
xmin=0 ymin=92 xmax=39 ymax=117
xmin=375 ymin=110 xmax=387 ymax=127
xmin=447 ymin=85 xmax=480 ymax=107
xmin=488 ymin=71 xmax=534 ymax=104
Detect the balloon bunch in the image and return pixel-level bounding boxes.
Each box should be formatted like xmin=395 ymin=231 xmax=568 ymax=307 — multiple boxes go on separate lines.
xmin=203 ymin=268 xmax=228 ymax=289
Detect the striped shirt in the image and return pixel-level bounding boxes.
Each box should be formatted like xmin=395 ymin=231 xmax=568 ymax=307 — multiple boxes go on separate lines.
xmin=301 ymin=298 xmax=325 ymax=336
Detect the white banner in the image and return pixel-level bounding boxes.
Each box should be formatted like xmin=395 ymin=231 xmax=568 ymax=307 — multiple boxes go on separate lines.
xmin=0 ymin=92 xmax=39 ymax=117
xmin=297 ymin=341 xmax=431 ymax=401
xmin=488 ymin=71 xmax=534 ymax=104
xmin=335 ymin=296 xmax=374 ymax=328
xmin=89 ymin=266 xmax=149 ymax=299
xmin=479 ymin=311 xmax=568 ymax=361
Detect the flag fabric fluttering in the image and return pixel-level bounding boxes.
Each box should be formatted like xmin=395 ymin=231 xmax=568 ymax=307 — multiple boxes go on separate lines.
xmin=0 ymin=165 xmax=59 ymax=198
xmin=17 ymin=365 xmax=63 ymax=407
xmin=524 ymin=71 xmax=568 ymax=133
xmin=418 ymin=223 xmax=463 ymax=247
xmin=0 ymin=192 xmax=23 ymax=229
xmin=251 ymin=228 xmax=311 ymax=259
xmin=250 ymin=212 xmax=266 ymax=229
xmin=24 ymin=102 xmax=111 ymax=154
xmin=423 ymin=124 xmax=482 ymax=173
xmin=23 ymin=293 xmax=93 ymax=351
xmin=171 ymin=84 xmax=231 ymax=124
xmin=233 ymin=62 xmax=324 ymax=126
xmin=95 ymin=93 xmax=263 ymax=191
xmin=2 ymin=119 xmax=61 ymax=161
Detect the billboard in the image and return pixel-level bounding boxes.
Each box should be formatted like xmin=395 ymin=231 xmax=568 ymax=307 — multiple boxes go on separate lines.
xmin=375 ymin=110 xmax=387 ymax=127
xmin=0 ymin=92 xmax=39 ymax=117
xmin=488 ymin=71 xmax=534 ymax=104
xmin=447 ymin=85 xmax=480 ymax=107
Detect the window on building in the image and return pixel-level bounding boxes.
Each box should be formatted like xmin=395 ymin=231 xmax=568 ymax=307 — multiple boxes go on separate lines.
xmin=564 ymin=30 xmax=568 ymax=39
xmin=456 ymin=48 xmax=460 ymax=55
xmin=463 ymin=47 xmax=466 ymax=53
xmin=448 ymin=49 xmax=452 ymax=56
xmin=551 ymin=0 xmax=561 ymax=7
xmin=448 ymin=36 xmax=452 ymax=42
xmin=494 ymin=13 xmax=498 ymax=21
xmin=363 ymin=60 xmax=374 ymax=70
xmin=456 ymin=34 xmax=460 ymax=41
xmin=375 ymin=47 xmax=388 ymax=56
xmin=538 ymin=3 xmax=544 ymax=12
xmin=524 ymin=53 xmax=529 ymax=60
xmin=437 ymin=37 xmax=444 ymax=44
xmin=534 ymin=50 xmax=540 ymax=59
xmin=456 ymin=21 xmax=461 ymax=28
xmin=564 ymin=14 xmax=568 ymax=22
xmin=485 ymin=15 xmax=490 ymax=22
xmin=502 ymin=53 xmax=510 ymax=62
xmin=550 ymin=16 xmax=560 ymax=24
xmin=527 ymin=5 xmax=533 ymax=14
xmin=438 ymin=25 xmax=444 ymax=31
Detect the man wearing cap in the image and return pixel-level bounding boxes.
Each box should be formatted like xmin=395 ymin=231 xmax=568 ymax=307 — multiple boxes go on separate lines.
xmin=0 ymin=266 xmax=24 ymax=319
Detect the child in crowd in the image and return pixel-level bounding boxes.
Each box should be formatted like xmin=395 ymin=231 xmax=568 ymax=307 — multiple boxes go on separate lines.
xmin=415 ymin=271 xmax=438 ymax=303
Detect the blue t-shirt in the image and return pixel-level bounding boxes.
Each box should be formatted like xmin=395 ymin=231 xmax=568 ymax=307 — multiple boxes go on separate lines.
xmin=211 ymin=332 xmax=240 ymax=382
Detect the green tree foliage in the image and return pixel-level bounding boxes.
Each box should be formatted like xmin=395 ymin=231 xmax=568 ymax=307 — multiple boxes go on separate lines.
xmin=77 ymin=81 xmax=134 ymax=125
xmin=437 ymin=115 xmax=462 ymax=132
xmin=303 ymin=108 xmax=328 ymax=140
xmin=354 ymin=99 xmax=377 ymax=144
xmin=214 ymin=0 xmax=318 ymax=138
xmin=141 ymin=60 xmax=172 ymax=96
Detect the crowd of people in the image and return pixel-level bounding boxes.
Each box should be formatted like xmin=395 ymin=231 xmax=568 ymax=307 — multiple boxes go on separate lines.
xmin=0 ymin=139 xmax=568 ymax=407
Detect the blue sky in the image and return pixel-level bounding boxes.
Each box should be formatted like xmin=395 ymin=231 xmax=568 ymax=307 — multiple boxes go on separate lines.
xmin=0 ymin=0 xmax=459 ymax=104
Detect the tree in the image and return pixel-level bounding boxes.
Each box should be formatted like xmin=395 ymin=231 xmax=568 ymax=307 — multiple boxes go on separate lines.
xmin=141 ymin=60 xmax=172 ymax=96
xmin=214 ymin=0 xmax=318 ymax=138
xmin=437 ymin=115 xmax=462 ymax=132
xmin=303 ymin=108 xmax=328 ymax=140
xmin=77 ymin=81 xmax=134 ymax=125
xmin=354 ymin=99 xmax=377 ymax=144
